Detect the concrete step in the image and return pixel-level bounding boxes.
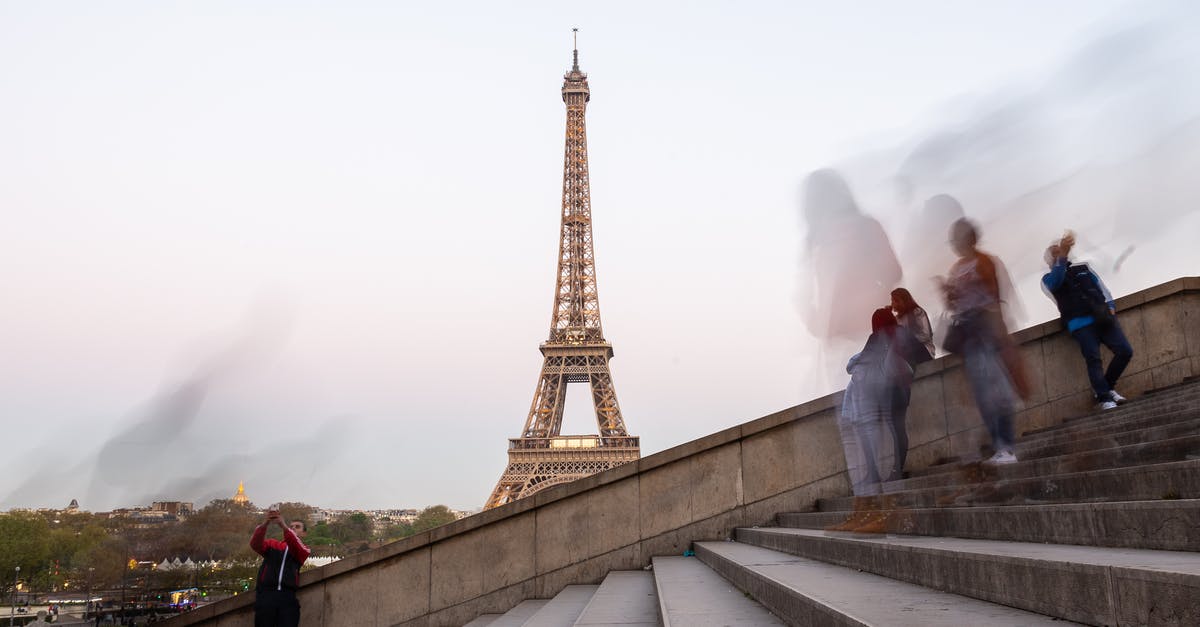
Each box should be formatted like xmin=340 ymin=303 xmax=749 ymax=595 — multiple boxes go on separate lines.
xmin=694 ymin=540 xmax=1076 ymax=626
xmin=573 ymin=571 xmax=658 ymax=626
xmin=817 ymin=458 xmax=1200 ymax=511
xmin=463 ymin=615 xmax=501 ymax=627
xmin=1021 ymin=393 xmax=1200 ymax=441
xmin=908 ymin=398 xmax=1200 ymax=480
xmin=778 ymin=499 xmax=1200 ymax=551
xmin=884 ymin=433 xmax=1200 ymax=495
xmin=1018 ymin=414 xmax=1200 ymax=461
xmin=734 ymin=527 xmax=1200 ymax=626
xmin=487 ymin=600 xmax=550 ymax=627
xmin=521 ymin=585 xmax=597 ymax=627
xmin=651 ymin=554 xmax=784 ymax=626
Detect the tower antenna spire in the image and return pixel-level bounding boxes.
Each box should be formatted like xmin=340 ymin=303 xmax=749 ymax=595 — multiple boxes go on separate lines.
xmin=572 ymin=27 xmax=580 ymax=71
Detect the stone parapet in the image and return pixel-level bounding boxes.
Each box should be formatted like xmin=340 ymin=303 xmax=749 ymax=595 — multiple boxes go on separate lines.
xmin=166 ymin=276 xmax=1200 ymax=626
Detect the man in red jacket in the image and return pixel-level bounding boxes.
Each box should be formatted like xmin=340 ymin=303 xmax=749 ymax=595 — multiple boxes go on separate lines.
xmin=250 ymin=509 xmax=310 ymax=627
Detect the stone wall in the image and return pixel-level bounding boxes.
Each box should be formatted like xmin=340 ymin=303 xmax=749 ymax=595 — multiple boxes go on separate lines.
xmin=167 ymin=277 xmax=1200 ymax=627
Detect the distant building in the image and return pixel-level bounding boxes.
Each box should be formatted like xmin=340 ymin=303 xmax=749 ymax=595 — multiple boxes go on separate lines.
xmin=232 ymin=481 xmax=250 ymax=506
xmin=152 ymin=501 xmax=194 ymax=517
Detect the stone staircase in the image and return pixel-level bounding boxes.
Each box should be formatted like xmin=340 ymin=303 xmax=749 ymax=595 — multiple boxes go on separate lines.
xmin=464 ymin=377 xmax=1200 ymax=626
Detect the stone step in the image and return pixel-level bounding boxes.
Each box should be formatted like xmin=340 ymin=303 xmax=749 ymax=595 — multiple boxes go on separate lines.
xmin=1018 ymin=414 xmax=1200 ymax=462
xmin=908 ymin=398 xmax=1200 ymax=480
xmin=521 ymin=585 xmax=597 ymax=627
xmin=777 ymin=499 xmax=1200 ymax=551
xmin=734 ymin=527 xmax=1200 ymax=626
xmin=693 ymin=540 xmax=1076 ymax=626
xmin=487 ymin=600 xmax=550 ymax=627
xmin=818 ymin=458 xmax=1200 ymax=511
xmin=1026 ymin=379 xmax=1200 ymax=436
xmin=463 ymin=615 xmax=501 ymax=627
xmin=886 ymin=433 xmax=1200 ymax=495
xmin=1021 ymin=393 xmax=1200 ymax=441
xmin=651 ymin=555 xmax=784 ymax=626
xmin=573 ymin=571 xmax=658 ymax=626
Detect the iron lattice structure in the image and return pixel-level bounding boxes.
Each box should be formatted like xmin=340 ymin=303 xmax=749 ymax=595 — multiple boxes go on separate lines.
xmin=485 ymin=40 xmax=639 ymax=510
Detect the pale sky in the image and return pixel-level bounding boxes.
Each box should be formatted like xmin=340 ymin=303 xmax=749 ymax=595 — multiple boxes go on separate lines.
xmin=3 ymin=0 xmax=1196 ymax=511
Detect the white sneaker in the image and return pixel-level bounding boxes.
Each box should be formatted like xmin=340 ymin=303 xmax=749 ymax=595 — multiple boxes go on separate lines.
xmin=986 ymin=450 xmax=1018 ymax=465
xmin=1098 ymin=400 xmax=1118 ymax=410
xmin=1109 ymin=390 xmax=1127 ymax=404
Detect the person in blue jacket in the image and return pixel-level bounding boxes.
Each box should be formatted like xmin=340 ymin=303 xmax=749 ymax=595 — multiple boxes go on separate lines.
xmin=1042 ymin=231 xmax=1133 ymax=410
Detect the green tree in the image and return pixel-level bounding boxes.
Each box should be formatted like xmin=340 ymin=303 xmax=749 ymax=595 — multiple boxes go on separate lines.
xmin=381 ymin=522 xmax=414 ymax=541
xmin=329 ymin=512 xmax=372 ymax=544
xmin=411 ymin=506 xmax=456 ymax=534
xmin=0 ymin=512 xmax=51 ymax=577
xmin=305 ymin=521 xmax=336 ymax=546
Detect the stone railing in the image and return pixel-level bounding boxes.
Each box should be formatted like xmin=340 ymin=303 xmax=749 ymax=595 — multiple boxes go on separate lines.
xmin=168 ymin=277 xmax=1199 ymax=626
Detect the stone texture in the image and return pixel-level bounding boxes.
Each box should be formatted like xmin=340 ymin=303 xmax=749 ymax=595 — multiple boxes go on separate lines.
xmin=480 ymin=513 xmax=537 ymax=593
xmin=1042 ymin=330 xmax=1088 ymax=401
xmin=323 ymin=567 xmax=378 ymax=626
xmin=906 ymin=373 xmax=948 ymax=448
xmin=941 ymin=366 xmax=982 ymax=435
xmin=429 ymin=528 xmax=483 ymax=609
xmin=1151 ymin=358 xmax=1195 ymax=389
xmin=1141 ymin=298 xmax=1186 ymax=369
xmin=688 ymin=442 xmax=743 ymax=520
xmin=296 ymin=584 xmax=325 ymax=627
xmin=586 ymin=478 xmax=640 ymax=558
xmin=534 ymin=492 xmax=591 ymax=572
xmin=377 ymin=548 xmax=431 ymax=625
xmin=213 ymin=609 xmax=253 ymax=627
xmin=637 ymin=454 xmax=696 ymax=538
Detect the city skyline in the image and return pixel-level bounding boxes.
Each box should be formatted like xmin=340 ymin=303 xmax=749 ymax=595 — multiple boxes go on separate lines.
xmin=3 ymin=0 xmax=1199 ymax=511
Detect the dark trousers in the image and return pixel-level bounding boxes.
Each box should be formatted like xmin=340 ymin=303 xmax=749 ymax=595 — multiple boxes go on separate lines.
xmin=1071 ymin=320 xmax=1133 ymax=401
xmin=255 ymin=590 xmax=300 ymax=627
xmin=887 ymin=386 xmax=911 ymax=480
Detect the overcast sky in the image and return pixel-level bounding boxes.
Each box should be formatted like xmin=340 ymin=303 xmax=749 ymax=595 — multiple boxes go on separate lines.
xmin=3 ymin=0 xmax=1197 ymax=512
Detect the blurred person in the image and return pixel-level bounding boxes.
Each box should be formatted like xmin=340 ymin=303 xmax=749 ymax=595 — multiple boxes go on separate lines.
xmin=940 ymin=217 xmax=1027 ymax=464
xmin=250 ymin=508 xmax=310 ymax=627
xmin=826 ymin=308 xmax=920 ymax=533
xmin=896 ymin=193 xmax=966 ymax=335
xmin=798 ymin=169 xmax=902 ymax=391
xmin=886 ymin=289 xmax=935 ymax=480
xmin=1042 ymin=231 xmax=1133 ymax=410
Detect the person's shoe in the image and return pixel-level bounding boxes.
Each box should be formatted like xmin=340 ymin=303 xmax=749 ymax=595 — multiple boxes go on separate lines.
xmin=824 ymin=496 xmax=878 ymax=533
xmin=1098 ymin=400 xmax=1118 ymax=410
xmin=1109 ymin=390 xmax=1127 ymax=404
xmin=985 ymin=449 xmax=1018 ymax=465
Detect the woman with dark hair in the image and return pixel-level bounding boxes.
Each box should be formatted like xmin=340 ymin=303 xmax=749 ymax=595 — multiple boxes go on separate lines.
xmin=891 ymin=288 xmax=934 ymax=359
xmin=827 ymin=308 xmax=920 ymax=533
xmin=884 ymin=288 xmax=935 ymax=480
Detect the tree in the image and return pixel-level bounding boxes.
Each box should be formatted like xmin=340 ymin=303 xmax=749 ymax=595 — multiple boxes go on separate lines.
xmin=381 ymin=522 xmax=414 ymax=541
xmin=276 ymin=502 xmax=315 ymax=526
xmin=329 ymin=513 xmax=371 ymax=544
xmin=0 ymin=512 xmax=51 ymax=577
xmin=411 ymin=506 xmax=456 ymax=534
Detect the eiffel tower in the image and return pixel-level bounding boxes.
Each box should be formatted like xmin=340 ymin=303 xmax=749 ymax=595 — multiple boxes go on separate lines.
xmin=484 ymin=33 xmax=639 ymax=510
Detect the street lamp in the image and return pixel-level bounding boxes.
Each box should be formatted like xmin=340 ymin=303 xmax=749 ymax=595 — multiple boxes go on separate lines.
xmin=9 ymin=566 xmax=19 ymax=627
xmin=86 ymin=567 xmax=94 ymax=619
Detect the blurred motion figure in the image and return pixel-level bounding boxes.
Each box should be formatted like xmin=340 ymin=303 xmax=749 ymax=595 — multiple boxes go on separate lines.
xmin=798 ymin=169 xmax=902 ymax=389
xmin=1042 ymin=231 xmax=1132 ymax=410
xmin=941 ymin=217 xmax=1027 ymax=464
